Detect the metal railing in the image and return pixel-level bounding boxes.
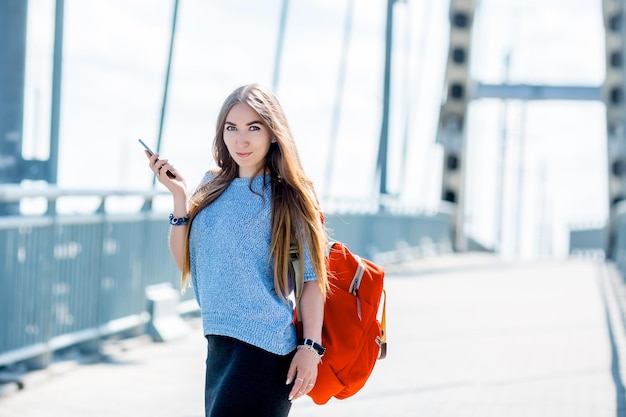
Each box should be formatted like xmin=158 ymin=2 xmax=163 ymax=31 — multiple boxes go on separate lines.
xmin=568 ymin=223 xmax=606 ymax=260
xmin=0 ymin=187 xmax=453 ymax=370
xmin=0 ymin=187 xmax=188 ymax=369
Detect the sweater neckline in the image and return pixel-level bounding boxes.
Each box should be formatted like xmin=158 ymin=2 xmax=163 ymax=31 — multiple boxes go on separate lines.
xmin=231 ymin=174 xmax=271 ymax=185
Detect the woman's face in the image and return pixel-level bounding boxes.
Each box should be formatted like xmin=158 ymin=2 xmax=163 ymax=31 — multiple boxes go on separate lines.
xmin=223 ymin=103 xmax=273 ymax=178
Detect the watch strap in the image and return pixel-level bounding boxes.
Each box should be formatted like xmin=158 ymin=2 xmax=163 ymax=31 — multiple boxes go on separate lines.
xmin=301 ymin=338 xmax=326 ymax=356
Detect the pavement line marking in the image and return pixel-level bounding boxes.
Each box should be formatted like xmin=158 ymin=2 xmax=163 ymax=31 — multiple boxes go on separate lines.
xmin=598 ymin=262 xmax=626 ymax=417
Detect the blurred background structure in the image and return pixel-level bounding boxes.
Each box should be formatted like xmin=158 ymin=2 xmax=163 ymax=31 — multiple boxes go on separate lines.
xmin=0 ymin=0 xmax=621 ymax=407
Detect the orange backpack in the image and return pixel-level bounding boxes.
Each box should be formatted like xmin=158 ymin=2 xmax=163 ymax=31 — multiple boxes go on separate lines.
xmin=293 ymin=241 xmax=387 ymax=405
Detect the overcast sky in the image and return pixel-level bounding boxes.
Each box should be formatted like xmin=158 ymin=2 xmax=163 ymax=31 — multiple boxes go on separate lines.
xmin=21 ymin=0 xmax=607 ymax=259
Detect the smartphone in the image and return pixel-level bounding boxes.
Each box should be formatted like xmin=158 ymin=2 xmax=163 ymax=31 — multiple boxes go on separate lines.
xmin=138 ymin=138 xmax=176 ymax=179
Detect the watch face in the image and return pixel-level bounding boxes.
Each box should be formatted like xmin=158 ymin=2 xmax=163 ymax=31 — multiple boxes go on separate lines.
xmin=302 ymin=338 xmax=325 ymax=355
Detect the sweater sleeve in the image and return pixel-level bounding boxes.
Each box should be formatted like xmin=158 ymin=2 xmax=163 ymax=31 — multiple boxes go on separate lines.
xmin=300 ymin=235 xmax=318 ymax=282
xmin=289 ymin=242 xmax=317 ymax=287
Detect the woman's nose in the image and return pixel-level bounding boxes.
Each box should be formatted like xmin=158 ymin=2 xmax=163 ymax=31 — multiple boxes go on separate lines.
xmin=235 ymin=132 xmax=249 ymax=146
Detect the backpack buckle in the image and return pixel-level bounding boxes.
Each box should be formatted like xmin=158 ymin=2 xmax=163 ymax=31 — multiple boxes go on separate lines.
xmin=376 ymin=336 xmax=388 ymax=360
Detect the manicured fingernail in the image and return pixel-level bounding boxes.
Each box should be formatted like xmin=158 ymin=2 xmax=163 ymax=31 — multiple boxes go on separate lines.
xmin=285 ymin=378 xmax=291 ymax=385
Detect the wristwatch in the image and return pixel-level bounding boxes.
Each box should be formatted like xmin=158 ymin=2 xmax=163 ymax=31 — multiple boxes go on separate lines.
xmin=301 ymin=338 xmax=326 ymax=357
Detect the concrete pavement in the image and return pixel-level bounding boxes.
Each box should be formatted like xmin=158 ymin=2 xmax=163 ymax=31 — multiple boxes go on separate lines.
xmin=0 ymin=254 xmax=623 ymax=417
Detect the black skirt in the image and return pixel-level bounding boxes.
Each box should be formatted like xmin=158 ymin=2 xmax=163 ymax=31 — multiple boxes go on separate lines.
xmin=204 ymin=335 xmax=296 ymax=417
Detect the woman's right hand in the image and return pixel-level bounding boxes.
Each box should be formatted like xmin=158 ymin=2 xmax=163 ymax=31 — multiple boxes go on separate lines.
xmin=145 ymin=151 xmax=188 ymax=196
xmin=145 ymin=150 xmax=189 ymax=272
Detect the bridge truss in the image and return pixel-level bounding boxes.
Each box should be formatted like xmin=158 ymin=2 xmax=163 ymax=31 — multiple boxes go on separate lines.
xmin=436 ymin=0 xmax=620 ymax=255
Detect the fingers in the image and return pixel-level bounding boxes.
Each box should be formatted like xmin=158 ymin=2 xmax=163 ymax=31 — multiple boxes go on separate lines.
xmin=146 ymin=152 xmax=159 ymax=172
xmin=147 ymin=154 xmax=172 ymax=177
xmin=155 ymin=161 xmax=173 ymax=176
xmin=286 ymin=362 xmax=296 ymax=386
xmin=144 ymin=153 xmax=186 ymax=196
xmin=288 ymin=376 xmax=316 ymax=401
xmin=286 ymin=350 xmax=318 ymax=401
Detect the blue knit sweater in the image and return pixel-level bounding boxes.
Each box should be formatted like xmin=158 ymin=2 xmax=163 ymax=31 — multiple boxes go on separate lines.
xmin=189 ymin=174 xmax=317 ymax=355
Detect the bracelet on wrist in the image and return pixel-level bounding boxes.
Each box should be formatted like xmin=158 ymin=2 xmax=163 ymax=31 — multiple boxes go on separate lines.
xmin=169 ymin=213 xmax=189 ymax=226
xmin=296 ymin=345 xmax=322 ymax=363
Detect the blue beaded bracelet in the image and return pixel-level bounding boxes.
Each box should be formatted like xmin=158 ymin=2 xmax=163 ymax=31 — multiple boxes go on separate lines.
xmin=169 ymin=213 xmax=189 ymax=226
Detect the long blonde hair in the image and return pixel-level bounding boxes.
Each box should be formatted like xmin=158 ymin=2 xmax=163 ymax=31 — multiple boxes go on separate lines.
xmin=181 ymin=83 xmax=328 ymax=301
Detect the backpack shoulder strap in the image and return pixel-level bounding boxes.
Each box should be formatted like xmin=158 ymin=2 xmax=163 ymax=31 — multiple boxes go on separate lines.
xmin=291 ymin=245 xmax=304 ymax=322
xmin=378 ymin=289 xmax=388 ymax=359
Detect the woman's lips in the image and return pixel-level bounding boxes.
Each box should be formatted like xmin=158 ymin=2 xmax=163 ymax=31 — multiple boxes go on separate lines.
xmin=236 ymin=152 xmax=252 ymax=158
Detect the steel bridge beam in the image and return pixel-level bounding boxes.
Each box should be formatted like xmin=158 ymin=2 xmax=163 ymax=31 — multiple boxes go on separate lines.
xmin=473 ymin=83 xmax=603 ymax=102
xmin=0 ymin=1 xmax=28 ymax=215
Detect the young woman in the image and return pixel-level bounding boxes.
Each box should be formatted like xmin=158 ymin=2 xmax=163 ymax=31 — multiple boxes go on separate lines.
xmin=145 ymin=83 xmax=329 ymax=416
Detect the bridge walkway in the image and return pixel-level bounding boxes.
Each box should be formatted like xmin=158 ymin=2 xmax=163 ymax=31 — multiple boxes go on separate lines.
xmin=0 ymin=254 xmax=622 ymax=417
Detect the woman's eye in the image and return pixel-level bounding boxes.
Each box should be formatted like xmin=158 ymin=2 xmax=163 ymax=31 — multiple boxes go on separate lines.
xmin=225 ymin=125 xmax=236 ymax=131
xmin=250 ymin=125 xmax=261 ymax=131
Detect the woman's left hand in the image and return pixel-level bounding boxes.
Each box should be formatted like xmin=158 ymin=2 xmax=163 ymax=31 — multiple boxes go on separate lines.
xmin=286 ymin=348 xmax=320 ymax=401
